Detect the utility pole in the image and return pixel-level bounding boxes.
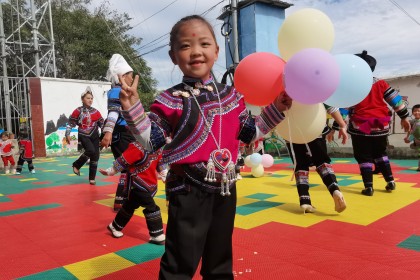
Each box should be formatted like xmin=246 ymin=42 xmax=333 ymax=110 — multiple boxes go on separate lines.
xmin=231 ymin=0 xmax=240 ymax=65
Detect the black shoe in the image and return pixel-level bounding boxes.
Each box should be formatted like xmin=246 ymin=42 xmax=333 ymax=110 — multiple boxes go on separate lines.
xmin=385 ymin=181 xmax=396 ymax=192
xmin=361 ymin=187 xmax=374 ymax=196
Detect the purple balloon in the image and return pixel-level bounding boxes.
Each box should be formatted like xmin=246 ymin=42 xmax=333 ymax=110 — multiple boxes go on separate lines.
xmin=284 ymin=48 xmax=340 ymax=104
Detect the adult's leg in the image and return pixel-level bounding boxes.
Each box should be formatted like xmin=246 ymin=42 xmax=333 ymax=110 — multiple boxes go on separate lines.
xmin=352 ymin=134 xmax=374 ymax=195
xmin=111 ymin=130 xmax=135 ymax=210
xmin=287 ymin=143 xmax=313 ymax=212
xmin=72 ymin=135 xmax=90 ymax=170
xmin=372 ymin=135 xmax=395 ymax=191
xmin=87 ymin=133 xmax=100 ymax=181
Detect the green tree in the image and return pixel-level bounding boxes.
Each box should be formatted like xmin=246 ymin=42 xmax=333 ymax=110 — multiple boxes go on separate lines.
xmin=1 ymin=0 xmax=157 ymax=110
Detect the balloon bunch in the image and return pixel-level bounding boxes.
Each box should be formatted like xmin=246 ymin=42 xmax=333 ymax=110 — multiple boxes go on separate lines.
xmin=234 ymin=8 xmax=373 ymax=144
xmin=244 ymin=153 xmax=274 ymax=178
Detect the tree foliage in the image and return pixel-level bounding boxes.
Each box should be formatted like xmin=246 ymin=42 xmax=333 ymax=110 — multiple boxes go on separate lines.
xmin=1 ymin=0 xmax=157 ymax=110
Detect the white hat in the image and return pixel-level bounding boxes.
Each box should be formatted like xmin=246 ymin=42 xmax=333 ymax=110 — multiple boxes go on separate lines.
xmin=106 ymin=54 xmax=133 ymax=84
xmin=81 ymin=86 xmax=92 ymax=98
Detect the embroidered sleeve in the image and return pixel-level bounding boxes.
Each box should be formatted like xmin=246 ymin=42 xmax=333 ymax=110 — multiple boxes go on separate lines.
xmin=121 ymin=100 xmax=152 ymax=149
xmin=254 ymin=102 xmax=285 ymax=137
xmin=65 ymin=108 xmax=80 ymax=136
xmin=383 ymin=85 xmax=409 ymax=119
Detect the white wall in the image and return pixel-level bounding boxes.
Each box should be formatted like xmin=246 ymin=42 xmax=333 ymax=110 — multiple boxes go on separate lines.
xmin=40 ymin=78 xmax=111 ymax=156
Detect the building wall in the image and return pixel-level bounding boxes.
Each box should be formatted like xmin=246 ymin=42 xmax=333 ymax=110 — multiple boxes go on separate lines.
xmin=385 ymin=74 xmax=420 ymax=133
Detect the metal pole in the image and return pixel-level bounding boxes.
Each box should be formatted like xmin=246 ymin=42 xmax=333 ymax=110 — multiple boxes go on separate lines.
xmin=231 ymin=0 xmax=240 ymax=64
xmin=30 ymin=0 xmax=40 ymax=76
xmin=0 ymin=4 xmax=12 ymax=132
xmin=48 ymin=0 xmax=57 ymax=77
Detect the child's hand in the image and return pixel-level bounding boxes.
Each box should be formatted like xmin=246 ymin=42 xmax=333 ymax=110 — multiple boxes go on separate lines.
xmin=274 ymin=91 xmax=292 ymax=112
xmin=401 ymin=118 xmax=411 ymax=132
xmin=119 ymin=74 xmax=140 ymax=110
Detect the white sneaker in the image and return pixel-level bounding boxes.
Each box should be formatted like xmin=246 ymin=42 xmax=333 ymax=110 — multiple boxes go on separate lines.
xmin=300 ymin=204 xmax=316 ymax=214
xmin=236 ymin=174 xmax=243 ymax=180
xmin=30 ymin=170 xmax=36 ymax=174
xmin=5 ymin=169 xmax=10 ymax=174
xmin=15 ymin=171 xmax=21 ymax=175
xmin=107 ymin=223 xmax=123 ymax=238
xmin=11 ymin=169 xmax=16 ymax=174
xmin=149 ymin=234 xmax=165 ymax=245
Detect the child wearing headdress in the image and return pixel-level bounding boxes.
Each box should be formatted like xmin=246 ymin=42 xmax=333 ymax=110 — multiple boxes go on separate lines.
xmin=348 ymin=50 xmax=410 ymax=196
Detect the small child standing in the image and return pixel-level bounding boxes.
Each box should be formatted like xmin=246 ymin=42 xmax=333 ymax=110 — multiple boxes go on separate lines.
xmin=0 ymin=131 xmax=16 ymax=174
xmin=16 ymin=122 xmax=35 ymax=174
xmin=404 ymin=104 xmax=420 ymax=171
xmin=99 ymin=141 xmax=166 ymax=245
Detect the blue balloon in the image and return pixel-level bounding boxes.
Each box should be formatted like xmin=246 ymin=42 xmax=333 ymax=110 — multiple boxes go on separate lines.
xmin=325 ymin=54 xmax=373 ymax=108
xmin=249 ymin=153 xmax=262 ymax=167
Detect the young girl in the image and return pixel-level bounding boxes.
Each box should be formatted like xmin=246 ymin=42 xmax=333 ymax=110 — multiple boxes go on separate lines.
xmin=100 ymin=141 xmax=166 ymax=244
xmin=117 ymin=15 xmax=292 ymax=280
xmin=404 ymin=104 xmax=420 ymax=171
xmin=66 ymin=87 xmax=104 ymax=185
xmin=349 ymin=50 xmax=410 ymax=196
xmin=0 ymin=131 xmax=16 ymax=174
xmin=16 ymin=122 xmax=35 ymax=174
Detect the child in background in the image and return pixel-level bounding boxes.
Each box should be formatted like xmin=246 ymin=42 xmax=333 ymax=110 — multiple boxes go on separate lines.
xmin=0 ymin=131 xmax=16 ymax=174
xmin=118 ymin=14 xmax=292 ymax=280
xmin=404 ymin=104 xmax=420 ymax=171
xmin=16 ymin=122 xmax=35 ymax=174
xmin=100 ymin=141 xmax=166 ymax=245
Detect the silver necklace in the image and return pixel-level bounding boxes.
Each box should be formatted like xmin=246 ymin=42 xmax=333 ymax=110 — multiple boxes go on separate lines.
xmin=183 ymin=82 xmax=236 ymax=196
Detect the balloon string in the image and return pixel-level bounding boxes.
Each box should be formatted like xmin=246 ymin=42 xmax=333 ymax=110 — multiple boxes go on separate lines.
xmin=286 ymin=107 xmax=297 ymax=182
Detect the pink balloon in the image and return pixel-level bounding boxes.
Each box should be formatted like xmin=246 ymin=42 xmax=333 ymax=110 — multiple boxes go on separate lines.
xmin=234 ymin=52 xmax=286 ymax=106
xmin=261 ymin=154 xmax=274 ymax=168
xmin=284 ymin=48 xmax=340 ymax=104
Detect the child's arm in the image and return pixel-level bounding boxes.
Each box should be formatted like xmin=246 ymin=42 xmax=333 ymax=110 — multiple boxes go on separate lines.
xmin=329 ymin=110 xmax=348 ymax=145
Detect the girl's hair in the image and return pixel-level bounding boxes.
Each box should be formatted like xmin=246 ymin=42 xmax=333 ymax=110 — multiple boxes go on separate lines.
xmin=1 ymin=131 xmax=10 ymax=138
xmin=169 ymin=15 xmax=217 ymax=51
xmin=412 ymin=104 xmax=420 ymax=112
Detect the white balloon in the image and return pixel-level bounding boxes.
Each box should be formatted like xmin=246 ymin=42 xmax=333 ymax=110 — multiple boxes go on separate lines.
xmin=276 ymin=101 xmax=326 ymax=144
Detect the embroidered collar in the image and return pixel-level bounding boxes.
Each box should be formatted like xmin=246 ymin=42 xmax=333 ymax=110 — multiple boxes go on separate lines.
xmin=172 ymin=76 xmax=215 ymax=97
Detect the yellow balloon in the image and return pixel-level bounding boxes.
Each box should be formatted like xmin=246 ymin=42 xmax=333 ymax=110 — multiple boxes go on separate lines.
xmin=275 ymin=102 xmax=326 ymax=144
xmin=278 ymin=8 xmax=335 ymax=61
xmin=251 ymin=164 xmax=265 ymax=178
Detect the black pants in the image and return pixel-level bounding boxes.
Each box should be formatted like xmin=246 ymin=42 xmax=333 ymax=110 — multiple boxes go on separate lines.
xmin=16 ymin=155 xmax=34 ymax=173
xmin=286 ymin=137 xmax=331 ymax=170
xmin=112 ymin=186 xmax=163 ymax=238
xmin=110 ymin=129 xmax=136 ymax=210
xmin=159 ymin=185 xmax=237 ymax=280
xmin=72 ymin=133 xmax=100 ymax=180
xmin=351 ymin=134 xmax=394 ymax=187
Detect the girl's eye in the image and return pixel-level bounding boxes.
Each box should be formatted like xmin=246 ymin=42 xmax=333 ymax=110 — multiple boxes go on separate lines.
xmin=180 ymin=44 xmax=189 ymax=49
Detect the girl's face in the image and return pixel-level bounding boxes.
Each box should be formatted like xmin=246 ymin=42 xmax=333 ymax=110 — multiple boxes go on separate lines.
xmin=1 ymin=134 xmax=8 ymax=141
xmin=82 ymin=93 xmax=93 ymax=107
xmin=413 ymin=108 xmax=420 ymax=120
xmin=169 ymin=19 xmax=219 ymax=81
